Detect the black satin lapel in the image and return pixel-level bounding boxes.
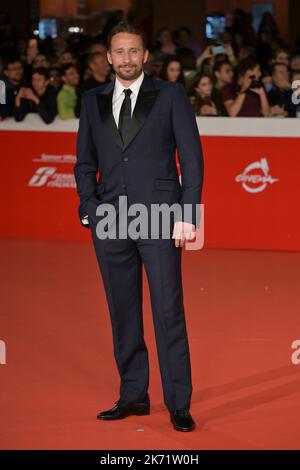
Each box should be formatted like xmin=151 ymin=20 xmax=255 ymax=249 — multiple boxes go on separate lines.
xmin=123 ymin=88 xmax=160 ymax=150
xmin=96 ymin=76 xmax=160 ymax=151
xmin=96 ymin=91 xmax=123 ymax=150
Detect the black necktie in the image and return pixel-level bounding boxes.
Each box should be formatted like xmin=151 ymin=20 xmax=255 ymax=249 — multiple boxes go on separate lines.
xmin=118 ymin=88 xmax=132 ymax=143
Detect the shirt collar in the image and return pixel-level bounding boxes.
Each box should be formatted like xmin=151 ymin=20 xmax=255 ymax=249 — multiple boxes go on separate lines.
xmin=114 ymin=70 xmax=144 ymax=100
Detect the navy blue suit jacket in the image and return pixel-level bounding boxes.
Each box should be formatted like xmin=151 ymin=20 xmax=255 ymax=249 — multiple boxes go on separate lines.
xmin=74 ymin=72 xmax=204 ymax=232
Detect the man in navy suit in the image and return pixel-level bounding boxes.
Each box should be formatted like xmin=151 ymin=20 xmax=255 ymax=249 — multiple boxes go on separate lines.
xmin=74 ymin=22 xmax=204 ymax=432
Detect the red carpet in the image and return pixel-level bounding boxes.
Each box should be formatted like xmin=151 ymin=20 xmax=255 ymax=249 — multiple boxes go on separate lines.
xmin=0 ymin=238 xmax=299 ymax=449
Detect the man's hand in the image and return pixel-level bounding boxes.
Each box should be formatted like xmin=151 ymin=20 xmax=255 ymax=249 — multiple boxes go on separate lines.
xmin=172 ymin=221 xmax=196 ymax=248
xmin=15 ymin=87 xmax=26 ymax=106
xmin=239 ymin=74 xmax=253 ymax=93
xmin=81 ymin=214 xmax=90 ymax=228
xmin=249 ymin=86 xmax=265 ymax=97
xmin=22 ymin=88 xmax=40 ymax=104
xmin=270 ymin=105 xmax=287 ymax=117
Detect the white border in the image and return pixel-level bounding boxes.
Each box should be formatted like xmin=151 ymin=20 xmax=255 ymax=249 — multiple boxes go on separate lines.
xmin=196 ymin=116 xmax=300 ymax=138
xmin=0 ymin=115 xmax=79 ymax=132
xmin=0 ymin=114 xmax=299 ymax=137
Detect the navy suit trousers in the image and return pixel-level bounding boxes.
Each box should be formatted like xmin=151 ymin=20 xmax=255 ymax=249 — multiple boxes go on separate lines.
xmin=89 ymin=212 xmax=193 ymax=412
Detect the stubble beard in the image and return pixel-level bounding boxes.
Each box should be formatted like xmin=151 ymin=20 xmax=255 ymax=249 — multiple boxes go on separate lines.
xmin=115 ymin=64 xmax=142 ymax=82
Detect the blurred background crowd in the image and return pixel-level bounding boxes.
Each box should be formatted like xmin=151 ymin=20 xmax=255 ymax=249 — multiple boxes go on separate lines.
xmin=1 ymin=6 xmax=300 ymax=124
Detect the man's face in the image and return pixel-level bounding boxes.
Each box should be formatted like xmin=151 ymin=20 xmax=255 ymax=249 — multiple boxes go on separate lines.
xmin=32 ymin=54 xmax=49 ymax=69
xmin=63 ymin=67 xmax=80 ymax=86
xmin=291 ymin=56 xmax=300 ymax=72
xmin=90 ymin=43 xmax=107 ymax=55
xmin=273 ymin=64 xmax=289 ymax=86
xmin=243 ymin=65 xmax=261 ymax=80
xmin=179 ymin=30 xmax=190 ymax=44
xmin=252 ymin=65 xmax=261 ymax=80
xmin=107 ymin=33 xmax=148 ymax=82
xmin=91 ymin=55 xmax=109 ymax=76
xmin=60 ymin=52 xmax=75 ymax=64
xmin=238 ymin=65 xmax=261 ymax=89
xmin=159 ymin=30 xmax=172 ymax=44
xmin=49 ymin=69 xmax=62 ymax=89
xmin=217 ymin=63 xmax=233 ymax=85
xmin=32 ymin=73 xmax=48 ymax=94
xmin=276 ymin=51 xmax=289 ymax=66
xmin=4 ymin=61 xmax=23 ymax=84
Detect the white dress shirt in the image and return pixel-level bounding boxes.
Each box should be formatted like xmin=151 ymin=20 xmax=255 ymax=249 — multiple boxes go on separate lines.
xmin=82 ymin=70 xmax=145 ymax=225
xmin=112 ymin=70 xmax=145 ymax=128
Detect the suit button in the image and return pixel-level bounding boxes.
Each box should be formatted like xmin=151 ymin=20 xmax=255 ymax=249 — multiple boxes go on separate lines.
xmin=123 ymin=157 xmax=129 ymax=162
xmin=122 ymin=184 xmax=126 ymax=189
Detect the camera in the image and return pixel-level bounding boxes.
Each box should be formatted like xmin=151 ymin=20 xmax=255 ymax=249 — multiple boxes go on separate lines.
xmin=249 ymin=75 xmax=263 ymax=89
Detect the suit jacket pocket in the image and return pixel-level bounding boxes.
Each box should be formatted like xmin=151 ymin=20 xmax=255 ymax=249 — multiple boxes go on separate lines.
xmin=154 ymin=178 xmax=181 ymax=191
xmin=153 ymin=178 xmax=182 ymax=207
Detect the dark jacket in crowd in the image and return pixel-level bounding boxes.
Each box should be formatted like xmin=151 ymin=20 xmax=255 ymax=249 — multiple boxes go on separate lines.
xmin=75 ymin=75 xmax=111 ymax=117
xmin=14 ymin=84 xmax=57 ymax=124
xmin=268 ymin=86 xmax=297 ymax=117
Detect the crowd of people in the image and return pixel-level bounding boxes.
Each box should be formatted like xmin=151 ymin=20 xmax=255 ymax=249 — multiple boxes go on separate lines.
xmin=1 ymin=8 xmax=300 ymax=124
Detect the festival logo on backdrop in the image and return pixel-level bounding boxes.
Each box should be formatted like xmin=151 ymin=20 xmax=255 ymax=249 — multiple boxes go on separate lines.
xmin=235 ymin=158 xmax=279 ymax=193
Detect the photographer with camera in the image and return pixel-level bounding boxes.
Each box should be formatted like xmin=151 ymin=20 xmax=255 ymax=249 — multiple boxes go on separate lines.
xmin=222 ymin=57 xmax=270 ymax=117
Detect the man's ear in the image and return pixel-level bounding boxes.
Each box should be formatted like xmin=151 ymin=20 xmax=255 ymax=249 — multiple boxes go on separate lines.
xmin=143 ymin=49 xmax=149 ymax=64
xmin=107 ymin=51 xmax=112 ymax=65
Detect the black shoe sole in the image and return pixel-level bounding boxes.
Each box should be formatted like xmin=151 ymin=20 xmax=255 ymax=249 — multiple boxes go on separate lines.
xmin=171 ymin=418 xmax=196 ymax=432
xmin=97 ymin=405 xmax=150 ymax=420
xmin=172 ymin=423 xmax=195 ymax=432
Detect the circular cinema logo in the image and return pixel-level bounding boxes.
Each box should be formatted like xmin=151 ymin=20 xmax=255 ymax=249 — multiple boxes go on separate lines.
xmin=235 ymin=158 xmax=279 ymax=193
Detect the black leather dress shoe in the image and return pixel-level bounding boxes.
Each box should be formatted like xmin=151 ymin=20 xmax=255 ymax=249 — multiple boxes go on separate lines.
xmin=170 ymin=409 xmax=196 ymax=432
xmin=96 ymin=395 xmax=150 ymax=420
